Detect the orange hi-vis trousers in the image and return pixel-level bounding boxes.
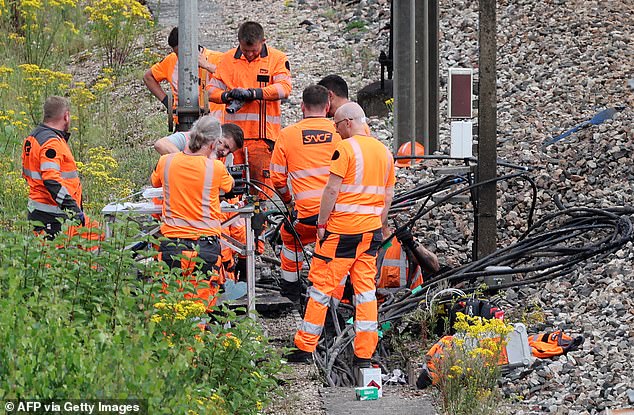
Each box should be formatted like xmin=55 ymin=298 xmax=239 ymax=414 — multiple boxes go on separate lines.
xmin=294 ymin=229 xmax=382 ymax=359
xmin=279 ymin=217 xmax=318 ymax=283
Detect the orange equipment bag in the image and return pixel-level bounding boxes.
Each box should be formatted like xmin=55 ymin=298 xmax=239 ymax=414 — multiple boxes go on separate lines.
xmin=527 ymin=330 xmax=583 ymax=359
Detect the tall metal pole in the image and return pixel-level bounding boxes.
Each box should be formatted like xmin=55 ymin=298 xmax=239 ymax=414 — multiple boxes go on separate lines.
xmin=476 ymin=0 xmax=497 ymax=258
xmin=177 ymin=0 xmax=200 ymax=131
xmin=414 ymin=0 xmax=429 ymax=153
xmin=393 ymin=0 xmax=415 ymax=152
xmin=428 ymin=0 xmax=440 ymax=153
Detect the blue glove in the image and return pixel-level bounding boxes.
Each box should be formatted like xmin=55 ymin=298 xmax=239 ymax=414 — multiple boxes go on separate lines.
xmin=75 ymin=211 xmax=86 ymax=226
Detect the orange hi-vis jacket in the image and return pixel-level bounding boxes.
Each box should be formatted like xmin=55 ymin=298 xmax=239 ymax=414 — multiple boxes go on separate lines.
xmin=151 ymin=152 xmax=234 ymax=239
xmin=327 ymin=135 xmax=396 ymax=234
xmin=207 ymin=44 xmax=292 ymax=140
xmin=150 ymin=48 xmax=225 ymax=119
xmin=22 ymin=124 xmax=82 ymax=219
xmin=270 ymin=117 xmax=341 ymax=218
xmin=377 ymin=238 xmax=423 ymax=290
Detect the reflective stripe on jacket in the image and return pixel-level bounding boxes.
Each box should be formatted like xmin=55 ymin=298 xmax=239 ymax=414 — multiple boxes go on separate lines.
xmin=207 ymin=44 xmax=292 ymax=140
xmin=151 ymin=152 xmax=234 ymax=239
xmin=21 ymin=124 xmax=82 ymax=218
xmin=327 ymin=135 xmax=395 ymax=234
xmin=377 ymin=239 xmax=423 ymax=290
xmin=270 ymin=117 xmax=341 ymax=218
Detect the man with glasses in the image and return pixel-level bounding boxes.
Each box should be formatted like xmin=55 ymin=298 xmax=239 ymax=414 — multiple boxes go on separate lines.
xmin=289 ymin=102 xmax=395 ymax=369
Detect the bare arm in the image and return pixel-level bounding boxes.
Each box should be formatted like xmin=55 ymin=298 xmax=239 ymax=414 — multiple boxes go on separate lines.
xmin=143 ymin=69 xmax=167 ymax=102
xmin=198 ymin=51 xmax=216 ymax=73
xmin=154 ymin=137 xmax=181 ymax=155
xmin=317 ymin=173 xmax=343 ymax=239
xmin=412 ymin=245 xmax=440 ymax=274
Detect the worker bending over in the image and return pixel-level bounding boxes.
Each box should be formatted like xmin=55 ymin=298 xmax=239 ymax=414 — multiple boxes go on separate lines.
xmin=207 ymin=21 xmax=292 ymax=194
xmin=151 ymin=116 xmax=234 ymax=309
xmin=290 ymin=102 xmax=395 ymax=367
xmin=270 ymin=85 xmax=341 ymax=302
xmin=376 ymin=225 xmax=439 ymax=298
xmin=154 ymin=122 xmax=244 ymax=159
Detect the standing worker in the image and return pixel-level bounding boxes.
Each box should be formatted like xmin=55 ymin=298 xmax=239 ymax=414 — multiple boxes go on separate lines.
xmin=21 ymin=96 xmax=86 ymax=238
xmin=318 ymin=74 xmax=371 ymax=135
xmin=151 ymin=116 xmax=234 ymax=309
xmin=290 ymin=102 xmax=395 ymax=367
xmin=207 ymin=21 xmax=292 ymax=193
xmin=144 ymin=27 xmax=225 ymax=129
xmin=270 ymin=85 xmax=341 ymax=302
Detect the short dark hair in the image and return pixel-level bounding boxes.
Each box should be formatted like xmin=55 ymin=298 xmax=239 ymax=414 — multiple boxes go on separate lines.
xmin=238 ymin=21 xmax=264 ymax=44
xmin=168 ymin=27 xmax=178 ymax=48
xmin=221 ymin=123 xmax=244 ymax=149
xmin=43 ymin=96 xmax=70 ymax=122
xmin=318 ymin=74 xmax=349 ymax=99
xmin=302 ymin=85 xmax=329 ymax=111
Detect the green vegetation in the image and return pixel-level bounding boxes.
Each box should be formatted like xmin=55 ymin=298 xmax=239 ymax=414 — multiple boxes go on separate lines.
xmin=0 ymin=1 xmax=285 ymax=412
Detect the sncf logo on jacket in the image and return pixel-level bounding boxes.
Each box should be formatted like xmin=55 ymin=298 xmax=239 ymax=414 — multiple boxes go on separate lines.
xmin=302 ymin=130 xmax=333 ymax=145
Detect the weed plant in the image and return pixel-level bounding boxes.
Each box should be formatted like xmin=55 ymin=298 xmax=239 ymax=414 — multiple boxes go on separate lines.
xmin=433 ymin=313 xmax=514 ymax=415
xmin=0 ymin=221 xmax=285 ymax=413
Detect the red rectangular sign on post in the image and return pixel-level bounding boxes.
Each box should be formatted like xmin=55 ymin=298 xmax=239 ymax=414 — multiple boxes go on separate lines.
xmin=448 ymin=68 xmax=473 ymax=119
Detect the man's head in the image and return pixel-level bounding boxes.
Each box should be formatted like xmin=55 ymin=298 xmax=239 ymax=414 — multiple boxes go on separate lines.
xmin=217 ymin=123 xmax=244 ymax=157
xmin=43 ymin=96 xmax=71 ymax=132
xmin=189 ymin=115 xmax=222 ymax=153
xmin=301 ymin=85 xmax=330 ymax=117
xmin=333 ymin=102 xmax=366 ymax=139
xmin=168 ymin=27 xmax=178 ymax=54
xmin=318 ymin=74 xmax=349 ymax=117
xmin=238 ymin=21 xmax=265 ymax=62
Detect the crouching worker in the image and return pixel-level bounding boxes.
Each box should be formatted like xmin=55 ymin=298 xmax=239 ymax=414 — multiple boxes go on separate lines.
xmin=151 ymin=116 xmax=234 ymax=310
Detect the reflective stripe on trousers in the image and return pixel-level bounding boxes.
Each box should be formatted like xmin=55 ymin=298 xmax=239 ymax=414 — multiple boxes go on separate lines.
xmin=294 ymin=229 xmax=382 ymax=358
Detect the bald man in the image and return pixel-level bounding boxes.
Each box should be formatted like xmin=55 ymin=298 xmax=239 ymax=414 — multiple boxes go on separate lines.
xmin=289 ymin=102 xmax=395 ymax=368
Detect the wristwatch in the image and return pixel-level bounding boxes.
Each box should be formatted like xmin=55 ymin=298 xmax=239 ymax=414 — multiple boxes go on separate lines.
xmin=316 ymin=223 xmax=327 ymax=230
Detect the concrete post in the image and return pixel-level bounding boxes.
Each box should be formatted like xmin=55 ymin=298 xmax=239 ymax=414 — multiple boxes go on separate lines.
xmin=177 ymin=0 xmax=200 ymax=131
xmin=475 ymin=0 xmax=497 ymax=259
xmin=393 ymin=0 xmax=415 ymax=152
xmin=428 ymin=0 xmax=440 ymax=153
xmin=415 ymin=0 xmax=429 ymax=153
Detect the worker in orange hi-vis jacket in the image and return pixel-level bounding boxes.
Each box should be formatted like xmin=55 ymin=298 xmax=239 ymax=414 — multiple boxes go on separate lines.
xmin=269 ymin=84 xmax=341 ymax=302
xmin=151 ymin=116 xmax=234 ymax=310
xmin=289 ymin=102 xmax=395 ymax=367
xmin=318 ymin=74 xmax=371 ymax=136
xmin=22 ymin=96 xmax=91 ymax=239
xmin=144 ymin=27 xmax=225 ymax=129
xmin=207 ymin=21 xmax=292 ymax=196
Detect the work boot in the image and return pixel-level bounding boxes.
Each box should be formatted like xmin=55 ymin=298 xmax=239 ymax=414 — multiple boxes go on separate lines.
xmin=352 ymin=355 xmax=372 ymax=369
xmin=279 ymin=279 xmax=301 ymax=303
xmin=353 ymin=355 xmax=373 ymax=385
xmin=284 ymin=348 xmax=313 ymax=364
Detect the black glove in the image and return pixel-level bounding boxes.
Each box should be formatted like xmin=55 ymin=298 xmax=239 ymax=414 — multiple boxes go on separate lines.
xmin=221 ymin=91 xmax=231 ymax=104
xmin=248 ymin=88 xmax=263 ymax=100
xmin=395 ymin=226 xmax=416 ymax=248
xmin=75 ymin=211 xmax=86 ymax=227
xmin=227 ymin=88 xmax=254 ymax=101
xmin=161 ymin=96 xmax=169 ymax=108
